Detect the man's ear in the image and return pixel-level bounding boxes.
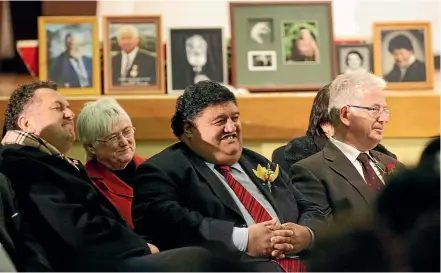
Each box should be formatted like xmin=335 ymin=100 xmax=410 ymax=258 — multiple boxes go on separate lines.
xmin=17 ymin=114 xmax=32 ymax=132
xmin=339 ymin=106 xmax=351 ymax=126
xmin=183 ymin=122 xmax=193 ymax=139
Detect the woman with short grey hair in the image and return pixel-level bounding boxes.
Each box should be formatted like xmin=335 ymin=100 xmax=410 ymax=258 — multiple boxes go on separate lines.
xmin=77 ymin=97 xmax=147 ymax=231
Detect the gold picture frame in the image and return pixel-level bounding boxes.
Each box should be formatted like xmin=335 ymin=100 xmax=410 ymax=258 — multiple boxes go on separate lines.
xmin=373 ymin=22 xmax=434 ymax=90
xmin=103 ymin=15 xmax=165 ymax=95
xmin=38 ymin=16 xmax=101 ymax=96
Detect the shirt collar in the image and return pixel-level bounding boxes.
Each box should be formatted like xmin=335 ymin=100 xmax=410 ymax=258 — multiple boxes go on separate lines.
xmin=330 ymin=137 xmax=375 ymax=163
xmin=123 ymin=47 xmax=139 ymax=59
xmin=205 ymin=161 xmax=243 ymax=173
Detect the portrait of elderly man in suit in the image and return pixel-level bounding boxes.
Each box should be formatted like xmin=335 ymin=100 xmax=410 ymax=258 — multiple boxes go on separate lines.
xmin=383 ymin=33 xmax=426 ymax=82
xmin=132 ymin=80 xmax=329 ymax=272
xmin=49 ymin=32 xmax=93 ymax=88
xmin=111 ymin=24 xmax=157 ymax=86
xmin=291 ymin=72 xmax=404 ymax=225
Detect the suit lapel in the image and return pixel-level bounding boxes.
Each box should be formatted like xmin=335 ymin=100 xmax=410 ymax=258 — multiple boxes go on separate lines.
xmin=324 ymin=141 xmax=376 ymax=203
xmin=182 ymin=146 xmax=243 ymax=218
xmin=238 ymin=156 xmax=283 ymax=221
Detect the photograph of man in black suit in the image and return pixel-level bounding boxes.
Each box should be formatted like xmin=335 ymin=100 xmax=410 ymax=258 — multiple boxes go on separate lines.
xmin=48 ymin=31 xmax=93 ymax=88
xmin=132 ymin=80 xmax=329 ymax=272
xmin=169 ymin=29 xmax=225 ymax=92
xmin=111 ymin=24 xmax=157 ymax=86
xmin=382 ymin=32 xmax=427 ymax=82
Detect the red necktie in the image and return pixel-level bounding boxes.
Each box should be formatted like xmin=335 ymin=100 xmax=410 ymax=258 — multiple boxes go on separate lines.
xmin=216 ymin=165 xmax=307 ymax=272
xmin=357 ymin=153 xmax=384 ymax=191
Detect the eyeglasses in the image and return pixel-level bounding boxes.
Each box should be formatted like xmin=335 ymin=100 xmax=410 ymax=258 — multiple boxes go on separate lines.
xmin=348 ymin=105 xmax=391 ymax=117
xmin=96 ymin=126 xmax=136 ymax=146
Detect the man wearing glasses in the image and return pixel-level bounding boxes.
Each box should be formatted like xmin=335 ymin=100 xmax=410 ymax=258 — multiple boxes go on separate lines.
xmin=290 ymin=72 xmax=404 ymax=225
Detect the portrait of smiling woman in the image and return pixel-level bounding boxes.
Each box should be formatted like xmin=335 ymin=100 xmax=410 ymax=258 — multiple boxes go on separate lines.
xmin=77 ymin=97 xmax=147 ymax=230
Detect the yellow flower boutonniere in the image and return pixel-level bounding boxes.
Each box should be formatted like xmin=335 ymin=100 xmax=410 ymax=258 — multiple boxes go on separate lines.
xmin=253 ymin=163 xmax=280 ymax=192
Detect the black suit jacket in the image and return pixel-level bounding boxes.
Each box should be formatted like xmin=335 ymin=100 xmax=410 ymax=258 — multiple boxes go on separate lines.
xmin=384 ymin=59 xmax=426 ymax=82
xmin=273 ymin=134 xmax=396 ymax=174
xmin=132 ymin=142 xmax=329 ymax=252
xmin=290 ymin=141 xmax=404 ymax=225
xmin=0 ymin=144 xmax=149 ymax=271
xmin=0 ymin=173 xmax=18 ymax=269
xmin=112 ymin=50 xmax=157 ymax=85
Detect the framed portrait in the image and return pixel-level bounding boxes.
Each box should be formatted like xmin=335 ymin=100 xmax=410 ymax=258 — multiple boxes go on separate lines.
xmin=336 ymin=44 xmax=373 ymax=75
xmin=230 ymin=1 xmax=336 ymax=92
xmin=373 ymin=22 xmax=434 ymax=90
xmin=103 ymin=15 xmax=164 ymax=95
xmin=167 ymin=27 xmax=227 ymax=94
xmin=38 ymin=16 xmax=101 ymax=96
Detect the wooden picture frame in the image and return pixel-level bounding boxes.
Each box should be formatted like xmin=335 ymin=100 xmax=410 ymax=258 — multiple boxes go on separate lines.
xmin=167 ymin=27 xmax=227 ymax=94
xmin=229 ymin=1 xmax=336 ymax=92
xmin=38 ymin=16 xmax=101 ymax=96
xmin=373 ymin=22 xmax=434 ymax=90
xmin=103 ymin=15 xmax=164 ymax=95
xmin=336 ymin=44 xmax=373 ymax=75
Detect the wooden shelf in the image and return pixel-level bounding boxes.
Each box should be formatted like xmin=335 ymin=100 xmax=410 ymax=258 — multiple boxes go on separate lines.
xmin=0 ymin=91 xmax=438 ymax=141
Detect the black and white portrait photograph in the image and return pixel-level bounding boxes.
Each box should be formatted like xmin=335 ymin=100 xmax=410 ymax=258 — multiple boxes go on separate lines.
xmin=336 ymin=44 xmax=373 ymax=74
xmin=248 ymin=18 xmax=273 ymax=45
xmin=282 ymin=21 xmax=320 ymax=63
xmin=380 ymin=29 xmax=427 ymax=82
xmin=46 ymin=23 xmax=94 ymax=89
xmin=109 ymin=22 xmax=158 ymax=86
xmin=247 ymin=50 xmax=277 ymax=71
xmin=167 ymin=28 xmax=226 ymax=93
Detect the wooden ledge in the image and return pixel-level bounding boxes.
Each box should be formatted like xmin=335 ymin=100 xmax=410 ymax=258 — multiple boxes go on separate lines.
xmin=0 ymin=92 xmax=438 ymax=141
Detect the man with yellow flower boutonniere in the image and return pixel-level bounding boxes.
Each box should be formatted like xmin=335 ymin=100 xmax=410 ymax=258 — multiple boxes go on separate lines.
xmin=291 ymin=72 xmax=405 ymax=226
xmin=132 ymin=81 xmax=329 ymax=272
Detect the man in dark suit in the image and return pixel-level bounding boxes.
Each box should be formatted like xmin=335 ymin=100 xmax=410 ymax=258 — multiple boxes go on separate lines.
xmin=383 ymin=34 xmax=426 ymax=82
xmin=49 ymin=33 xmax=93 ymax=88
xmin=111 ymin=24 xmax=157 ymax=86
xmin=132 ymin=81 xmax=329 ymax=272
xmin=0 ymin=81 xmax=245 ymax=272
xmin=291 ymin=72 xmax=404 ymax=225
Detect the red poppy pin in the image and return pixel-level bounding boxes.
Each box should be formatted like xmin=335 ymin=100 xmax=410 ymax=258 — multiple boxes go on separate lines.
xmin=385 ymin=163 xmax=396 ymax=175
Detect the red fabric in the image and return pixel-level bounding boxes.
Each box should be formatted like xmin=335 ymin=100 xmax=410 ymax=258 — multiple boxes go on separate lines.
xmin=215 ymin=165 xmax=307 ymax=272
xmin=86 ymin=154 xmax=146 ymax=229
xmin=357 ymin=153 xmax=384 ymax=191
xmin=16 ymin=40 xmax=39 ymax=77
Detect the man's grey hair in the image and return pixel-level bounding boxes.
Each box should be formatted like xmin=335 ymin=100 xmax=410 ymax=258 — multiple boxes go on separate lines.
xmin=116 ymin=24 xmax=140 ymax=41
xmin=328 ymin=72 xmax=387 ymax=125
xmin=77 ymin=97 xmax=131 ymax=153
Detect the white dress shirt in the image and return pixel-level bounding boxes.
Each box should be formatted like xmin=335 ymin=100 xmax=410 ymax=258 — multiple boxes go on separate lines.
xmin=120 ymin=47 xmax=139 ymax=77
xmin=330 ymin=138 xmax=384 ymax=184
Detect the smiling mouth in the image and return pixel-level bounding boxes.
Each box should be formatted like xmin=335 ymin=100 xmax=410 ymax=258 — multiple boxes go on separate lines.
xmin=221 ymin=133 xmax=238 ymax=140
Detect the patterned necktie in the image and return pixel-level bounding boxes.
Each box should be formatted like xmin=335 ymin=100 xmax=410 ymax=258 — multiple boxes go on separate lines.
xmin=357 ymin=153 xmax=384 ymax=191
xmin=215 ymin=165 xmax=306 ymax=272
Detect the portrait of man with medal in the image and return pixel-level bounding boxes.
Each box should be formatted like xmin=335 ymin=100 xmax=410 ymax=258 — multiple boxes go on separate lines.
xmin=110 ymin=24 xmax=157 ymax=86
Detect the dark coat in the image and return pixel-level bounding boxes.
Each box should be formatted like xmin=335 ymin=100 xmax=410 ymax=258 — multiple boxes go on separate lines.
xmin=49 ymin=52 xmax=93 ymax=88
xmin=0 ymin=173 xmax=18 ymax=270
xmin=111 ymin=50 xmax=157 ymax=85
xmin=384 ymin=59 xmax=426 ymax=82
xmin=272 ymin=134 xmax=397 ymax=174
xmin=132 ymin=142 xmax=329 ymax=253
xmin=0 ymin=144 xmax=150 ymax=271
xmin=290 ymin=141 xmax=404 ymax=225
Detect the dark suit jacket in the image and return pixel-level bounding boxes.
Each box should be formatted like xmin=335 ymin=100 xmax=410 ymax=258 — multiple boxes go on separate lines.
xmin=132 ymin=142 xmax=329 ymax=253
xmin=0 ymin=144 xmax=150 ymax=271
xmin=272 ymin=134 xmax=397 ymax=174
xmin=290 ymin=141 xmax=404 ymax=225
xmin=49 ymin=52 xmax=93 ymax=88
xmin=172 ymin=62 xmax=222 ymax=90
xmin=112 ymin=50 xmax=157 ymax=85
xmin=384 ymin=59 xmax=426 ymax=82
xmin=0 ymin=173 xmax=18 ymax=270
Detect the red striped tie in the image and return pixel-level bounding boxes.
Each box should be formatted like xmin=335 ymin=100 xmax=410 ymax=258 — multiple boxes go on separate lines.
xmin=216 ymin=165 xmax=307 ymax=272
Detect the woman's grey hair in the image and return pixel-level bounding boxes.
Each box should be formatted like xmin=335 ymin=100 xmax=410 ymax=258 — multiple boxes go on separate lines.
xmin=77 ymin=97 xmax=131 ymax=154
xmin=328 ymin=72 xmax=387 ymax=125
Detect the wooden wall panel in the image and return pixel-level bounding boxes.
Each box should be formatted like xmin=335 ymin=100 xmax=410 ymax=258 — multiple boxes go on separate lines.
xmin=0 ymin=92 xmax=438 ymax=141
xmin=42 ymin=1 xmax=97 ymax=16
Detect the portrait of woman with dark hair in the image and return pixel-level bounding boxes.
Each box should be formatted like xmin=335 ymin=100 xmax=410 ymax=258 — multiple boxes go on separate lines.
xmin=344 ymin=50 xmax=367 ymax=74
xmin=336 ymin=44 xmax=373 ymax=75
